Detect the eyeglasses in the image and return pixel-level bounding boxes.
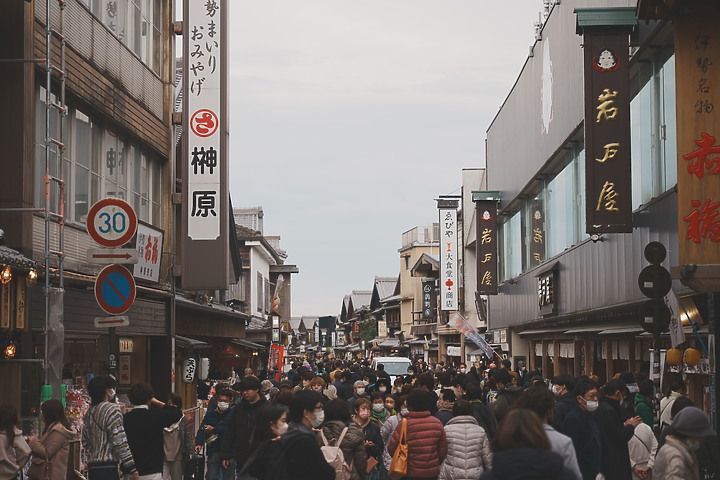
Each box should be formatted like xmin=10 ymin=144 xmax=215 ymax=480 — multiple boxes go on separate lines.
xmin=314 ymin=405 xmax=323 ymax=411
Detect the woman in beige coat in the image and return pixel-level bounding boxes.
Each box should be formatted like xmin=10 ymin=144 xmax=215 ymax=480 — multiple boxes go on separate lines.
xmin=27 ymin=399 xmax=77 ymax=480
xmin=0 ymin=405 xmax=31 ymax=480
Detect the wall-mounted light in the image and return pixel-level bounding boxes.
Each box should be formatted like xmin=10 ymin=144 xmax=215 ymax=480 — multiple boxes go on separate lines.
xmin=4 ymin=343 xmax=17 ymax=359
xmin=1 ymin=266 xmax=12 ymax=284
xmin=590 ymin=234 xmax=604 ymax=243
xmin=26 ymin=269 xmax=38 ymax=286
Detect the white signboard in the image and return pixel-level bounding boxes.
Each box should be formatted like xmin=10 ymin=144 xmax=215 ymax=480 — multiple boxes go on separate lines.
xmin=440 ymin=208 xmax=459 ymax=310
xmin=186 ymin=0 xmax=222 ymax=240
xmin=446 ymin=346 xmax=461 ymax=357
xmin=378 ymin=320 xmax=388 ymax=338
xmin=133 ymin=223 xmax=164 ymax=282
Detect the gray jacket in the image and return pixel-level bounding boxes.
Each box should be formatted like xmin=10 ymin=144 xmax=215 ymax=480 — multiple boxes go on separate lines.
xmin=654 ymin=435 xmax=701 ymax=480
xmin=439 ymin=415 xmax=492 ymax=480
xmin=544 ymin=424 xmax=582 ymax=480
xmin=317 ymin=420 xmax=367 ymax=480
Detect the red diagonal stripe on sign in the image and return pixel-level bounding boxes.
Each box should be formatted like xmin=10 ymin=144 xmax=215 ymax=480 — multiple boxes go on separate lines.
xmin=105 ymin=276 xmax=128 ymax=303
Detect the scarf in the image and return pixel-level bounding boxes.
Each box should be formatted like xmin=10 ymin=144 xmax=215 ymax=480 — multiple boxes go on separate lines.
xmin=372 ymin=408 xmax=388 ymax=423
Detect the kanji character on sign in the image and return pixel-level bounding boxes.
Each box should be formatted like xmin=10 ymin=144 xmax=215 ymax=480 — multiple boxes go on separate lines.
xmin=191 ymin=146 xmax=218 ymax=175
xmin=191 ymin=190 xmax=217 ymax=218
xmin=683 ymin=198 xmax=720 ymax=244
xmin=683 ymin=132 xmax=720 ymax=178
xmin=596 ymin=89 xmax=619 ymax=123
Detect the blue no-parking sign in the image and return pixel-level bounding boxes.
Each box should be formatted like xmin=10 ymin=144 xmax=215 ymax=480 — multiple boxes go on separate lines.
xmin=94 ymin=265 xmax=136 ymax=315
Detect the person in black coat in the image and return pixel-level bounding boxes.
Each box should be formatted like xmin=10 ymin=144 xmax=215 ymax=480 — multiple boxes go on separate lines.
xmin=282 ymin=390 xmax=335 ymax=480
xmin=596 ymin=379 xmax=641 ymax=480
xmin=337 ymin=371 xmax=356 ymax=401
xmin=480 ymin=408 xmax=576 ymax=480
xmin=551 ymin=374 xmax=577 ymax=431
xmin=220 ymin=376 xmax=268 ymax=471
xmin=123 ymin=383 xmax=183 ymax=478
xmin=561 ymin=378 xmax=604 ymax=480
xmin=351 ymin=398 xmax=383 ymax=464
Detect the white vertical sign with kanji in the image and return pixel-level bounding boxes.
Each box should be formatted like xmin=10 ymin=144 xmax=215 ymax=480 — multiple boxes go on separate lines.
xmin=186 ymin=0 xmax=222 ymax=240
xmin=440 ymin=208 xmax=458 ymax=311
xmin=133 ymin=223 xmax=164 ymax=282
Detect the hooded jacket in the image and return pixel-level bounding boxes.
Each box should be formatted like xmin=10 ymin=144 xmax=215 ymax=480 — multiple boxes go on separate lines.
xmin=28 ymin=422 xmax=77 ymax=480
xmin=439 ymin=415 xmax=492 ymax=480
xmin=388 ymin=411 xmax=447 ymax=478
xmin=479 ymin=448 xmax=578 ymax=480
xmin=633 ymin=394 xmax=654 ymax=427
xmin=0 ymin=428 xmax=31 ymax=480
xmin=317 ymin=420 xmax=367 ymax=480
xmin=195 ymin=404 xmax=234 ymax=455
xmin=220 ymin=396 xmax=268 ymax=467
xmin=654 ymin=435 xmax=700 ymax=480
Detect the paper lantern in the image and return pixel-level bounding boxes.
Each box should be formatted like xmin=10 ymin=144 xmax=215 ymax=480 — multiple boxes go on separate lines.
xmin=666 ymin=349 xmax=682 ymax=366
xmin=182 ymin=358 xmax=196 ymax=383
xmin=683 ymin=348 xmax=701 ymax=367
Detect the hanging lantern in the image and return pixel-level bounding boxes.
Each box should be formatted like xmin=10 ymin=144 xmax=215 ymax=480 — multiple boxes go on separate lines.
xmin=666 ymin=348 xmax=682 ymax=366
xmin=4 ymin=343 xmax=17 ymax=359
xmin=1 ymin=266 xmax=12 ymax=284
xmin=684 ymin=348 xmax=701 ymax=367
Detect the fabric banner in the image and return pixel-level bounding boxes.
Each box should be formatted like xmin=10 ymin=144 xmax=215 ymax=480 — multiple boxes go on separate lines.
xmin=269 ymin=344 xmax=284 ymax=382
xmin=448 ymin=312 xmax=494 ymax=359
xmin=664 ymin=289 xmax=686 ymax=348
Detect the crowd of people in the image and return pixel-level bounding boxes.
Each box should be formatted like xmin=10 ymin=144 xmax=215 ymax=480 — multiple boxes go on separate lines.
xmin=0 ymin=357 xmax=717 ymax=480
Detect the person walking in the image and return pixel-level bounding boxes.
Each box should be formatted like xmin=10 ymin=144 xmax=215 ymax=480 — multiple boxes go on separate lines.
xmin=659 ymin=379 xmax=686 ymax=431
xmin=654 ymin=406 xmax=716 ymax=480
xmin=220 ymin=376 xmax=268 ymax=472
xmin=83 ymin=375 xmax=138 ymax=480
xmin=195 ymin=388 xmax=236 ymax=480
xmin=633 ymin=380 xmax=655 ymax=428
xmin=281 ymin=390 xmax=335 ymax=480
xmin=387 ymin=389 xmax=447 ymax=480
xmin=0 ymin=405 xmax=31 ymax=480
xmin=516 ymin=385 xmax=582 ymax=480
xmin=465 ymin=382 xmax=497 ymax=441
xmin=240 ymin=405 xmax=290 ymax=480
xmin=123 ymin=384 xmax=183 ymax=480
xmin=26 ymin=399 xmax=77 ymax=480
xmin=438 ymin=400 xmax=492 ymax=480
xmin=597 ymin=379 xmax=642 ymax=480
xmin=560 ymin=378 xmax=604 ymax=480
xmin=317 ymin=399 xmax=367 ymax=480
xmin=162 ymin=393 xmax=193 ymax=480
xmin=550 ymin=375 xmax=576 ymax=431
xmin=380 ymin=395 xmax=408 ymax=472
xmin=479 ymin=408 xmax=576 ymax=480
xmin=434 ymin=389 xmax=455 ymax=426
xmin=347 ymin=381 xmax=369 ymax=411
xmin=628 ymin=417 xmax=657 ymax=480
xmin=351 ymin=398 xmax=384 ymax=479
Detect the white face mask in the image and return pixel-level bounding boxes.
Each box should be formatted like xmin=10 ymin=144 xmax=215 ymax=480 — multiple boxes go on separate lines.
xmin=277 ymin=422 xmax=289 ymax=435
xmin=309 ymin=410 xmax=324 ymax=428
xmin=584 ymin=400 xmax=599 ymax=412
xmin=460 ymin=368 xmax=466 ymax=374
xmin=108 ymin=389 xmax=116 ymax=401
xmin=552 ymin=385 xmax=562 ymax=396
xmin=217 ymin=401 xmax=230 ymax=411
xmin=356 ymin=388 xmax=365 ymax=396
xmin=373 ymin=404 xmax=385 ymax=412
xmin=400 ymin=408 xmax=409 ymax=415
xmin=379 ymin=387 xmax=387 ymax=393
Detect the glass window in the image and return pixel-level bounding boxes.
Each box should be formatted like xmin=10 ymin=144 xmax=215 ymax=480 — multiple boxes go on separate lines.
xmin=499 ymin=212 xmax=522 ymax=281
xmin=546 ymin=158 xmax=576 ymax=258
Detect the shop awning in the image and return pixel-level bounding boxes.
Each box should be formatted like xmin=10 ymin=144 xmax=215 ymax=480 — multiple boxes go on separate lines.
xmin=411 ymin=323 xmax=437 ymax=335
xmin=564 ymin=324 xmax=620 ymax=334
xmin=598 ymin=326 xmax=645 ymax=335
xmin=379 ymin=338 xmax=400 ymax=348
xmin=176 ymin=335 xmax=211 ymax=348
xmin=232 ymin=338 xmax=266 ymax=351
xmin=518 ymin=327 xmax=569 ymax=337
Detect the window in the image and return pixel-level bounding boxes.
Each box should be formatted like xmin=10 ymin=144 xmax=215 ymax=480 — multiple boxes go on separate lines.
xmin=35 ymin=87 xmax=163 ymax=226
xmin=631 ymin=54 xmax=677 ymax=208
xmin=87 ymin=0 xmax=163 ymax=74
xmin=499 ymin=212 xmax=522 ymax=282
xmin=256 ymin=272 xmax=263 ymax=312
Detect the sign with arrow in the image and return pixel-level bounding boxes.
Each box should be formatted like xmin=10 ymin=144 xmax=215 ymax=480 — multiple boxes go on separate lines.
xmin=87 ymin=248 xmax=139 ymax=265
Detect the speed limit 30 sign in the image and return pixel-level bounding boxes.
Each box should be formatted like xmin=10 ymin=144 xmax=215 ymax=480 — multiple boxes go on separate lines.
xmin=87 ymin=198 xmax=138 ymax=248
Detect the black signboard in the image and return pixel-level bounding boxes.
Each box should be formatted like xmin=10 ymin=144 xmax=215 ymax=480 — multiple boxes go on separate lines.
xmin=475 ymin=199 xmax=499 ymax=295
xmin=422 ymin=280 xmax=437 ymax=321
xmin=580 ymin=26 xmax=633 ymax=234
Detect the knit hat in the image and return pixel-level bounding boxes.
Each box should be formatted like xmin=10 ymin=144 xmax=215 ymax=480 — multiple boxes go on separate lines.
xmin=672 ymin=406 xmax=716 ymax=437
xmin=260 ymin=380 xmax=273 ymax=393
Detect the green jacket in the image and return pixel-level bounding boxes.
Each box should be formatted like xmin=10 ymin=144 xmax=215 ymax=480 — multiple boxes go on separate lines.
xmin=634 ymin=393 xmax=654 ymax=427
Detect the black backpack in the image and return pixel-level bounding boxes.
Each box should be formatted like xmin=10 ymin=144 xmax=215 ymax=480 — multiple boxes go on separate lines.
xmin=237 ymin=439 xmax=290 ymax=480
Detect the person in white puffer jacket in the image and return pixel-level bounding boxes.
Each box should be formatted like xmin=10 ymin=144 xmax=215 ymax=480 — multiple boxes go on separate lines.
xmin=439 ymin=400 xmax=492 ymax=480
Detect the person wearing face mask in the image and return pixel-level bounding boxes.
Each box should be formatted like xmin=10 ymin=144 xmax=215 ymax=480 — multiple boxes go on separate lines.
xmin=435 ymin=389 xmax=457 ymax=426
xmin=195 ymin=389 xmax=236 ymax=480
xmin=376 ymin=379 xmax=390 ymax=396
xmin=551 ymin=375 xmax=577 ymax=431
xmin=352 ymin=398 xmax=384 ymax=476
xmin=384 ymin=395 xmax=396 ymax=416
xmin=560 ymin=379 xmax=604 ymax=480
xmin=294 ymin=371 xmax=316 ymax=393
xmin=220 ymin=377 xmax=268 ymax=473
xmin=241 ymin=405 xmax=292 ymax=480
xmin=347 ymin=380 xmax=369 ymax=411
xmin=596 ymin=379 xmax=641 ymax=480
xmin=308 ymin=377 xmax=331 ymax=406
xmin=282 ymin=390 xmax=335 ymax=480
xmin=83 ymin=375 xmax=139 ymax=480
xmin=316 ymin=399 xmax=367 ymax=480
xmin=655 ymin=406 xmax=716 ymax=480
xmin=369 ymin=392 xmax=389 ymax=426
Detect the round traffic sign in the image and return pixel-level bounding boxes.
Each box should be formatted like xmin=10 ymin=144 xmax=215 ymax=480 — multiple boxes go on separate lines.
xmin=95 ymin=265 xmax=136 ymax=315
xmin=638 ymin=265 xmax=672 ymax=298
xmin=87 ymin=198 xmax=138 ymax=248
xmin=644 ymin=241 xmax=667 ymax=265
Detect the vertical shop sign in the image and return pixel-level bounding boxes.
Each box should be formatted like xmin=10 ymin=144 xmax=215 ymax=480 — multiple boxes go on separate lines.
xmin=15 ymin=283 xmax=26 ymax=330
xmin=182 ymin=0 xmax=229 ymax=289
xmin=439 ymin=207 xmax=458 ymax=310
xmin=576 ymin=10 xmax=634 ymax=234
xmin=119 ymin=355 xmax=131 ymax=386
xmin=674 ymin=5 xmax=720 ymax=266
xmin=530 ymin=199 xmax=545 ymax=267
xmin=474 ymin=193 xmax=499 ymax=295
xmin=133 ymin=223 xmax=164 ymax=283
xmin=0 ymin=283 xmax=9 ymax=329
xmin=422 ymin=280 xmax=437 ymax=320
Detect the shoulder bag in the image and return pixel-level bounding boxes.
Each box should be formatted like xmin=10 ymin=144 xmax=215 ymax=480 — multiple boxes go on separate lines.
xmin=387 ymin=418 xmax=408 ymax=480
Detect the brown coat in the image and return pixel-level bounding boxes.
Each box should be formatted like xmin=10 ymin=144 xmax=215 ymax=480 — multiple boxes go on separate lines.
xmin=28 ymin=422 xmax=77 ymax=480
xmin=388 ymin=411 xmax=448 ymax=478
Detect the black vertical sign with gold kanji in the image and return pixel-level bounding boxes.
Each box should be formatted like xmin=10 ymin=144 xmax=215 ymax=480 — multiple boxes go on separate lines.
xmin=577 ymin=10 xmax=635 ymax=234
xmin=530 ymin=199 xmax=545 ymax=267
xmin=475 ymin=199 xmax=499 ymax=295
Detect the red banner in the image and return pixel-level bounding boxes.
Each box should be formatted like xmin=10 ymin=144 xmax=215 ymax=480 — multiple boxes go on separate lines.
xmin=269 ymin=344 xmax=284 ymax=382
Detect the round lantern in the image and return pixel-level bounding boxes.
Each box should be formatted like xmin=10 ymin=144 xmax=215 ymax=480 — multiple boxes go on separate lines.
xmin=683 ymin=348 xmax=701 ymax=367
xmin=666 ymin=348 xmax=682 ymax=366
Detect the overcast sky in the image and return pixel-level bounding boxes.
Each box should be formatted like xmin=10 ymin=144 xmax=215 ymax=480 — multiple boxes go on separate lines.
xmin=226 ymin=2 xmax=544 ymax=316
